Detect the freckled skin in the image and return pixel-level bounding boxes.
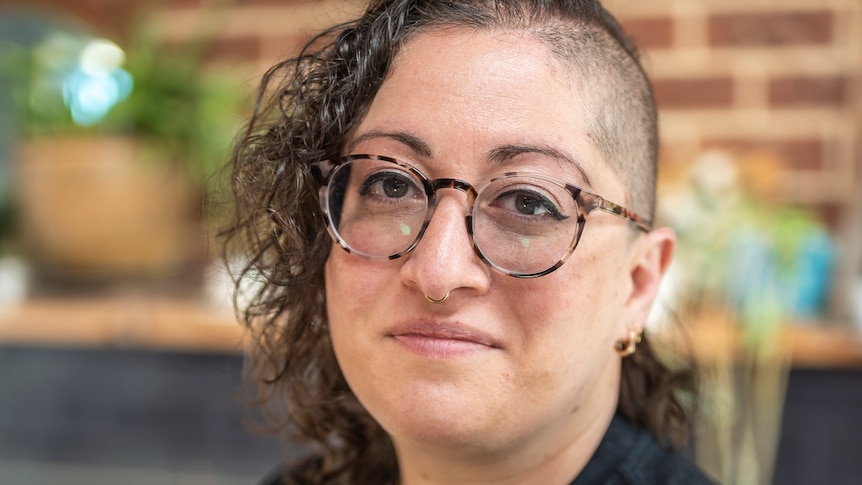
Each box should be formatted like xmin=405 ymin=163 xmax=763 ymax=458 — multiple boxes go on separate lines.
xmin=325 ymin=27 xmax=674 ymax=484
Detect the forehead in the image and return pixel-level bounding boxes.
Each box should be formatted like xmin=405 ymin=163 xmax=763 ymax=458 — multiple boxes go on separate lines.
xmin=350 ymin=27 xmax=620 ymax=191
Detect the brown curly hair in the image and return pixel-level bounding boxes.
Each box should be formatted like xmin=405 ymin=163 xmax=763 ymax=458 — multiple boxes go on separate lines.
xmin=222 ymin=0 xmax=696 ymax=483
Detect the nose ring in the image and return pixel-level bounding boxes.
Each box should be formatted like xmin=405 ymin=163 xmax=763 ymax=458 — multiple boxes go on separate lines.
xmin=425 ymin=292 xmax=450 ymax=304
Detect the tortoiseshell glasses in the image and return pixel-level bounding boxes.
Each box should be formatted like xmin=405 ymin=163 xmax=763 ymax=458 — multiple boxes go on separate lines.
xmin=312 ymin=154 xmax=651 ymax=278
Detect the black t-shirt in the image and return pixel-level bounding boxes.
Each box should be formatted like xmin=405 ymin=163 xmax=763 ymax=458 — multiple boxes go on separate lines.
xmin=571 ymin=414 xmax=717 ymax=485
xmin=262 ymin=414 xmax=718 ymax=484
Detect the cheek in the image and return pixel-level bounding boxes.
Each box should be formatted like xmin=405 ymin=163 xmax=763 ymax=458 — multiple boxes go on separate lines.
xmin=506 ymin=248 xmax=627 ymax=366
xmin=516 ymin=264 xmax=619 ymax=328
xmin=325 ymin=246 xmax=393 ymax=312
xmin=324 ymin=246 xmax=404 ymax=370
xmin=325 ymin=249 xmax=384 ymax=376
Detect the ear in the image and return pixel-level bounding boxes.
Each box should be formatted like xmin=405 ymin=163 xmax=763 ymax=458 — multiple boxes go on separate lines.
xmin=622 ymin=227 xmax=676 ymax=331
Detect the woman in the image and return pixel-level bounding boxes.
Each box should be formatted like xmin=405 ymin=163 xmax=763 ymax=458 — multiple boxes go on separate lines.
xmin=224 ymin=0 xmax=715 ymax=483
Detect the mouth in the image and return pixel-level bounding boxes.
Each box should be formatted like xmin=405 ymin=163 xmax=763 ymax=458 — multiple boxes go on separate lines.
xmin=387 ymin=321 xmax=500 ymax=358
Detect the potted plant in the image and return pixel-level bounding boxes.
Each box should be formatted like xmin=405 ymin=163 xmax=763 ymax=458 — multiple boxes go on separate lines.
xmin=4 ymin=18 xmax=241 ymax=283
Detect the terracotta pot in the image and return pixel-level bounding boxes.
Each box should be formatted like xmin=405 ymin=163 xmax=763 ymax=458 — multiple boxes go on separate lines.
xmin=14 ymin=136 xmax=202 ymax=281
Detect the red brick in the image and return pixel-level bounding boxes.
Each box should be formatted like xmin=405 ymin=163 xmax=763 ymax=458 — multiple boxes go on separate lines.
xmin=9 ymin=0 xmax=212 ymax=38
xmin=262 ymin=33 xmax=318 ymax=59
xmin=769 ymin=75 xmax=847 ymax=107
xmin=709 ymin=11 xmax=833 ymax=46
xmin=618 ymin=17 xmax=674 ymax=50
xmin=653 ymin=77 xmax=734 ymax=109
xmin=201 ymin=36 xmax=260 ymax=64
xmin=811 ymin=202 xmax=844 ymax=231
xmin=702 ymin=139 xmax=823 ymax=171
xmin=17 ymin=0 xmax=139 ymax=39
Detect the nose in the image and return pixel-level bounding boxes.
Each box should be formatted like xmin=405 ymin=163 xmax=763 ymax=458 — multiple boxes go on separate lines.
xmin=399 ymin=188 xmax=492 ymax=301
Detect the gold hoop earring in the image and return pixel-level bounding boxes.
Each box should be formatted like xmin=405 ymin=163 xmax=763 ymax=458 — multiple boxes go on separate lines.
xmin=425 ymin=292 xmax=450 ymax=304
xmin=615 ymin=327 xmax=643 ymax=357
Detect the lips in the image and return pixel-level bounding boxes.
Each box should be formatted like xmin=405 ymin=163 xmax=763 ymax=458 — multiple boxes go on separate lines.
xmin=387 ymin=320 xmax=500 ymax=358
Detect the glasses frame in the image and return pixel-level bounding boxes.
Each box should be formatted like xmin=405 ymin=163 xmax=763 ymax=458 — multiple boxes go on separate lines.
xmin=311 ymin=154 xmax=652 ymax=278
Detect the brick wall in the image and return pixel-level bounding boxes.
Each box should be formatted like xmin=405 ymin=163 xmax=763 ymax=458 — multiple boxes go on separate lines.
xmin=613 ymin=1 xmax=860 ymax=210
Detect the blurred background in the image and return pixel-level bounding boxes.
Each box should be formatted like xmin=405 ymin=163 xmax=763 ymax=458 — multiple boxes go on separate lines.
xmin=0 ymin=0 xmax=859 ymax=484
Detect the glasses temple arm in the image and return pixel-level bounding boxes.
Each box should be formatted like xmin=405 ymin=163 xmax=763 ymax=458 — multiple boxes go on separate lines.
xmin=595 ymin=198 xmax=652 ymax=232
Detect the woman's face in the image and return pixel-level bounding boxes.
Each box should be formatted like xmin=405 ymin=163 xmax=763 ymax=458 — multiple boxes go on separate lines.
xmin=325 ymin=27 xmax=670 ymax=462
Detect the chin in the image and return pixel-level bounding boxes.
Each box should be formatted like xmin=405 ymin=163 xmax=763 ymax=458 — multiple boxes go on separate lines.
xmin=387 ymin=414 xmax=503 ymax=454
xmin=365 ymin=381 xmax=511 ymax=452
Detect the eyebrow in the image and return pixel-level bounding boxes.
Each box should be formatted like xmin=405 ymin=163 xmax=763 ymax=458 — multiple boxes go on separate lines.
xmin=347 ymin=130 xmax=592 ymax=187
xmin=488 ymin=144 xmax=592 ymax=187
xmin=347 ymin=131 xmax=433 ymax=158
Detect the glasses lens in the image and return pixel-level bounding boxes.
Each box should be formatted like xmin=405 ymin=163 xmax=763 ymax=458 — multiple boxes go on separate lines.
xmin=473 ymin=175 xmax=580 ymax=275
xmin=325 ymin=158 xmax=428 ymax=258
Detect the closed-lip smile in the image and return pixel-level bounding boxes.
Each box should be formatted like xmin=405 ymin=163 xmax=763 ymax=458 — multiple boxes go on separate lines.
xmin=386 ymin=320 xmax=500 ymax=357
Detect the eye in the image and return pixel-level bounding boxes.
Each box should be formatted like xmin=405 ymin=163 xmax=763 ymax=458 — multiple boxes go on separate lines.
xmin=360 ymin=170 xmax=422 ymax=200
xmin=383 ymin=177 xmax=410 ymax=198
xmin=495 ymin=189 xmax=567 ymax=221
xmin=515 ymin=193 xmax=550 ymax=215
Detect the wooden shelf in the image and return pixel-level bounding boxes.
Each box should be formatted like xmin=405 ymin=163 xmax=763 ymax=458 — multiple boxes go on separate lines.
xmin=0 ymin=296 xmax=245 ymax=353
xmin=685 ymin=313 xmax=862 ymax=368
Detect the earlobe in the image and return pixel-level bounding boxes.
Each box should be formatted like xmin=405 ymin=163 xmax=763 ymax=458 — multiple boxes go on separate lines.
xmin=625 ymin=227 xmax=676 ymax=324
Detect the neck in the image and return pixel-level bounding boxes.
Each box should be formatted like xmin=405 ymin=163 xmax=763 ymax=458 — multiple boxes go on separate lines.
xmin=394 ymin=406 xmax=615 ymax=485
